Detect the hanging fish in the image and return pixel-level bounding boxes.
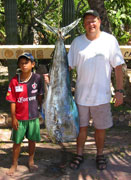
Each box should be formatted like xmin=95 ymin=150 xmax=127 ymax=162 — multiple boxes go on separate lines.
xmin=36 ymin=18 xmax=81 ymax=143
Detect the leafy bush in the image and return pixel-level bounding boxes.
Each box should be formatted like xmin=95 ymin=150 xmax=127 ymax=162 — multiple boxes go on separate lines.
xmin=105 ymin=0 xmax=131 ymax=44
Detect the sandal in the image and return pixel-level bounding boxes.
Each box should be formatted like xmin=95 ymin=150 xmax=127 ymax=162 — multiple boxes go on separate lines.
xmin=70 ymin=155 xmax=84 ymax=170
xmin=96 ymin=155 xmax=107 ymax=170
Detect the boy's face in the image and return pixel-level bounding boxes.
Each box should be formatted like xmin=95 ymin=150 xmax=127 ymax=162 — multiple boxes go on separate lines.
xmin=18 ymin=58 xmax=35 ymax=73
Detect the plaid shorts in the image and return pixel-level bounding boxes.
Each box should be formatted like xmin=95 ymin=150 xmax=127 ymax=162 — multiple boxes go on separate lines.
xmin=11 ymin=118 xmax=41 ymax=144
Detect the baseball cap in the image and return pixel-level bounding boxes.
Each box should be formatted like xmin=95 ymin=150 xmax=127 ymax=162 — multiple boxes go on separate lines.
xmin=17 ymin=52 xmax=35 ymax=63
xmin=83 ymin=10 xmax=100 ymax=19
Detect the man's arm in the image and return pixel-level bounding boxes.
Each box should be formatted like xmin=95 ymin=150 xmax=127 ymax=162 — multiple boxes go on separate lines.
xmin=113 ymin=65 xmax=124 ymax=107
xmin=69 ymin=66 xmax=72 ymax=71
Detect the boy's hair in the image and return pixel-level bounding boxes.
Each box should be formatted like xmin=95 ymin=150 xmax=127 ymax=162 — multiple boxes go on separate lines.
xmin=17 ymin=52 xmax=35 ymax=64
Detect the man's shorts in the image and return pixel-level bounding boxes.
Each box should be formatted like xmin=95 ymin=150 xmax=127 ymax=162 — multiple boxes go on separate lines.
xmin=11 ymin=118 xmax=41 ymax=144
xmin=77 ymin=103 xmax=113 ymax=129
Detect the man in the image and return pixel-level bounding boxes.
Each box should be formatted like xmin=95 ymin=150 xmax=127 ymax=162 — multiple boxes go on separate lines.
xmin=68 ymin=9 xmax=125 ymax=170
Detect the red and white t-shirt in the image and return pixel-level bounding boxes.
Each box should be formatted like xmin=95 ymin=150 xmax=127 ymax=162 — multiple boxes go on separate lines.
xmin=6 ymin=73 xmax=44 ymax=120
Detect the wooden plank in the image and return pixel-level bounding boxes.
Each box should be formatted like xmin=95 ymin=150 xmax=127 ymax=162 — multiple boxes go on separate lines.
xmin=0 ymin=45 xmax=55 ymax=60
xmin=119 ymin=46 xmax=131 ymax=60
xmin=0 ymin=45 xmax=130 ymax=60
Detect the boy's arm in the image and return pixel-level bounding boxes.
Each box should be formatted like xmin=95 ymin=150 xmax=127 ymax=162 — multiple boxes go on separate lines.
xmin=10 ymin=102 xmax=19 ymax=130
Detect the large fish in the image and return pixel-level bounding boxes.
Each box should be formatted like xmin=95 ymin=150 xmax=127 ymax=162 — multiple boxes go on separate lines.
xmin=36 ymin=18 xmax=81 ymax=143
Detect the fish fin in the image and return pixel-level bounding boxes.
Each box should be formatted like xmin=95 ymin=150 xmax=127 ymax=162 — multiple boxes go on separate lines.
xmin=61 ymin=18 xmax=81 ymax=37
xmin=35 ymin=18 xmax=58 ymax=34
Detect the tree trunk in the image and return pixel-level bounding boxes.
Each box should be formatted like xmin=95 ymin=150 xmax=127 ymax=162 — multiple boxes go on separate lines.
xmin=88 ymin=0 xmax=112 ymax=33
xmin=5 ymin=0 xmax=18 ymax=81
xmin=62 ymin=0 xmax=75 ymax=44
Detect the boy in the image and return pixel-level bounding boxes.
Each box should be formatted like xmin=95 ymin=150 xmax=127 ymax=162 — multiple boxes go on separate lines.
xmin=6 ymin=52 xmax=44 ymax=175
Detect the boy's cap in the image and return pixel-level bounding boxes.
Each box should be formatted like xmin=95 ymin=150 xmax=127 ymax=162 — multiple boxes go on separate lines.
xmin=17 ymin=52 xmax=35 ymax=63
xmin=83 ymin=10 xmax=100 ymax=19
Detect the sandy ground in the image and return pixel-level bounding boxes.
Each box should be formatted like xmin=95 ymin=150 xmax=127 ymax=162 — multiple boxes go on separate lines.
xmin=0 ymin=123 xmax=131 ymax=180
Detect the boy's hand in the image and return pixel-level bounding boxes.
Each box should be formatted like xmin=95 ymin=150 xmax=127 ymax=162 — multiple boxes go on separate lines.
xmin=10 ymin=103 xmax=18 ymax=130
xmin=12 ymin=117 xmax=19 ymax=130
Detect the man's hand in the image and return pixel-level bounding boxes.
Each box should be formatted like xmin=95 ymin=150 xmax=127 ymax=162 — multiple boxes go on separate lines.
xmin=43 ymin=73 xmax=50 ymax=84
xmin=113 ymin=92 xmax=123 ymax=107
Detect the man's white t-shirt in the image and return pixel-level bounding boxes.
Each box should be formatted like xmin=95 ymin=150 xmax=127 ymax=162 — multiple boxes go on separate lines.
xmin=68 ymin=32 xmax=125 ymax=106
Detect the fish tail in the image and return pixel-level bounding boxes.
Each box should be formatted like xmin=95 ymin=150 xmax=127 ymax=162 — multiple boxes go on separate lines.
xmin=35 ymin=18 xmax=81 ymax=38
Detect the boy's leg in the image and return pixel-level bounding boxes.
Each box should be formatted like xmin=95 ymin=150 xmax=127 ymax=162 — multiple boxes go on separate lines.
xmin=7 ymin=143 xmax=21 ymax=176
xmin=28 ymin=140 xmax=38 ymax=172
xmin=27 ymin=118 xmax=40 ymax=171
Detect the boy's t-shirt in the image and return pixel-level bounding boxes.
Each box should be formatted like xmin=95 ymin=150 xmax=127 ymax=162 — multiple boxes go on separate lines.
xmin=6 ymin=73 xmax=44 ymax=120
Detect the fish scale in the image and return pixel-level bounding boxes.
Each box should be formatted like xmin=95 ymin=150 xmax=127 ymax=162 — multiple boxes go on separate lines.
xmin=36 ymin=18 xmax=81 ymax=143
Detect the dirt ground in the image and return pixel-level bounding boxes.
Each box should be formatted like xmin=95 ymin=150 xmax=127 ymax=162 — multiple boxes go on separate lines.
xmin=0 ymin=121 xmax=131 ymax=180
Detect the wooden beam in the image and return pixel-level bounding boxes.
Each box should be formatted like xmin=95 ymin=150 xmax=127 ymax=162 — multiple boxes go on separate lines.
xmin=120 ymin=46 xmax=131 ymax=60
xmin=0 ymin=45 xmax=130 ymax=60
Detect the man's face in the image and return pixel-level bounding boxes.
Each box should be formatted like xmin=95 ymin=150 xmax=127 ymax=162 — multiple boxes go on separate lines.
xmin=83 ymin=15 xmax=101 ymax=35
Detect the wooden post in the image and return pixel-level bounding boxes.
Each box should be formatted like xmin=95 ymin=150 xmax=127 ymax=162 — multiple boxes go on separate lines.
xmin=5 ymin=0 xmax=18 ymax=81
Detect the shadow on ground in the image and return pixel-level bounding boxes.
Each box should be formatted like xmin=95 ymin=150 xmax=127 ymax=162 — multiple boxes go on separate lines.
xmin=0 ymin=125 xmax=131 ymax=180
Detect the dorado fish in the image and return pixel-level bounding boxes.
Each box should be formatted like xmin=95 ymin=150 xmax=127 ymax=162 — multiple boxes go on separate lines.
xmin=36 ymin=18 xmax=81 ymax=143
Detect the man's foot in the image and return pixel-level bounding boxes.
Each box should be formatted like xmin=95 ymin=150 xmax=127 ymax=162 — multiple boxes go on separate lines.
xmin=70 ymin=154 xmax=84 ymax=170
xmin=96 ymin=155 xmax=107 ymax=170
xmin=6 ymin=164 xmax=17 ymax=176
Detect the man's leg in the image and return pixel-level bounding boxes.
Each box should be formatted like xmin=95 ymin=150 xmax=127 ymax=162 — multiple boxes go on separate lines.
xmin=7 ymin=143 xmax=21 ymax=176
xmin=95 ymin=129 xmax=106 ymax=155
xmin=28 ymin=140 xmax=38 ymax=172
xmin=77 ymin=126 xmax=88 ymax=155
xmin=70 ymin=126 xmax=87 ymax=169
xmin=70 ymin=104 xmax=89 ymax=169
xmin=95 ymin=129 xmax=107 ymax=170
xmin=91 ymin=103 xmax=113 ymax=170
xmin=76 ymin=105 xmax=89 ymax=156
